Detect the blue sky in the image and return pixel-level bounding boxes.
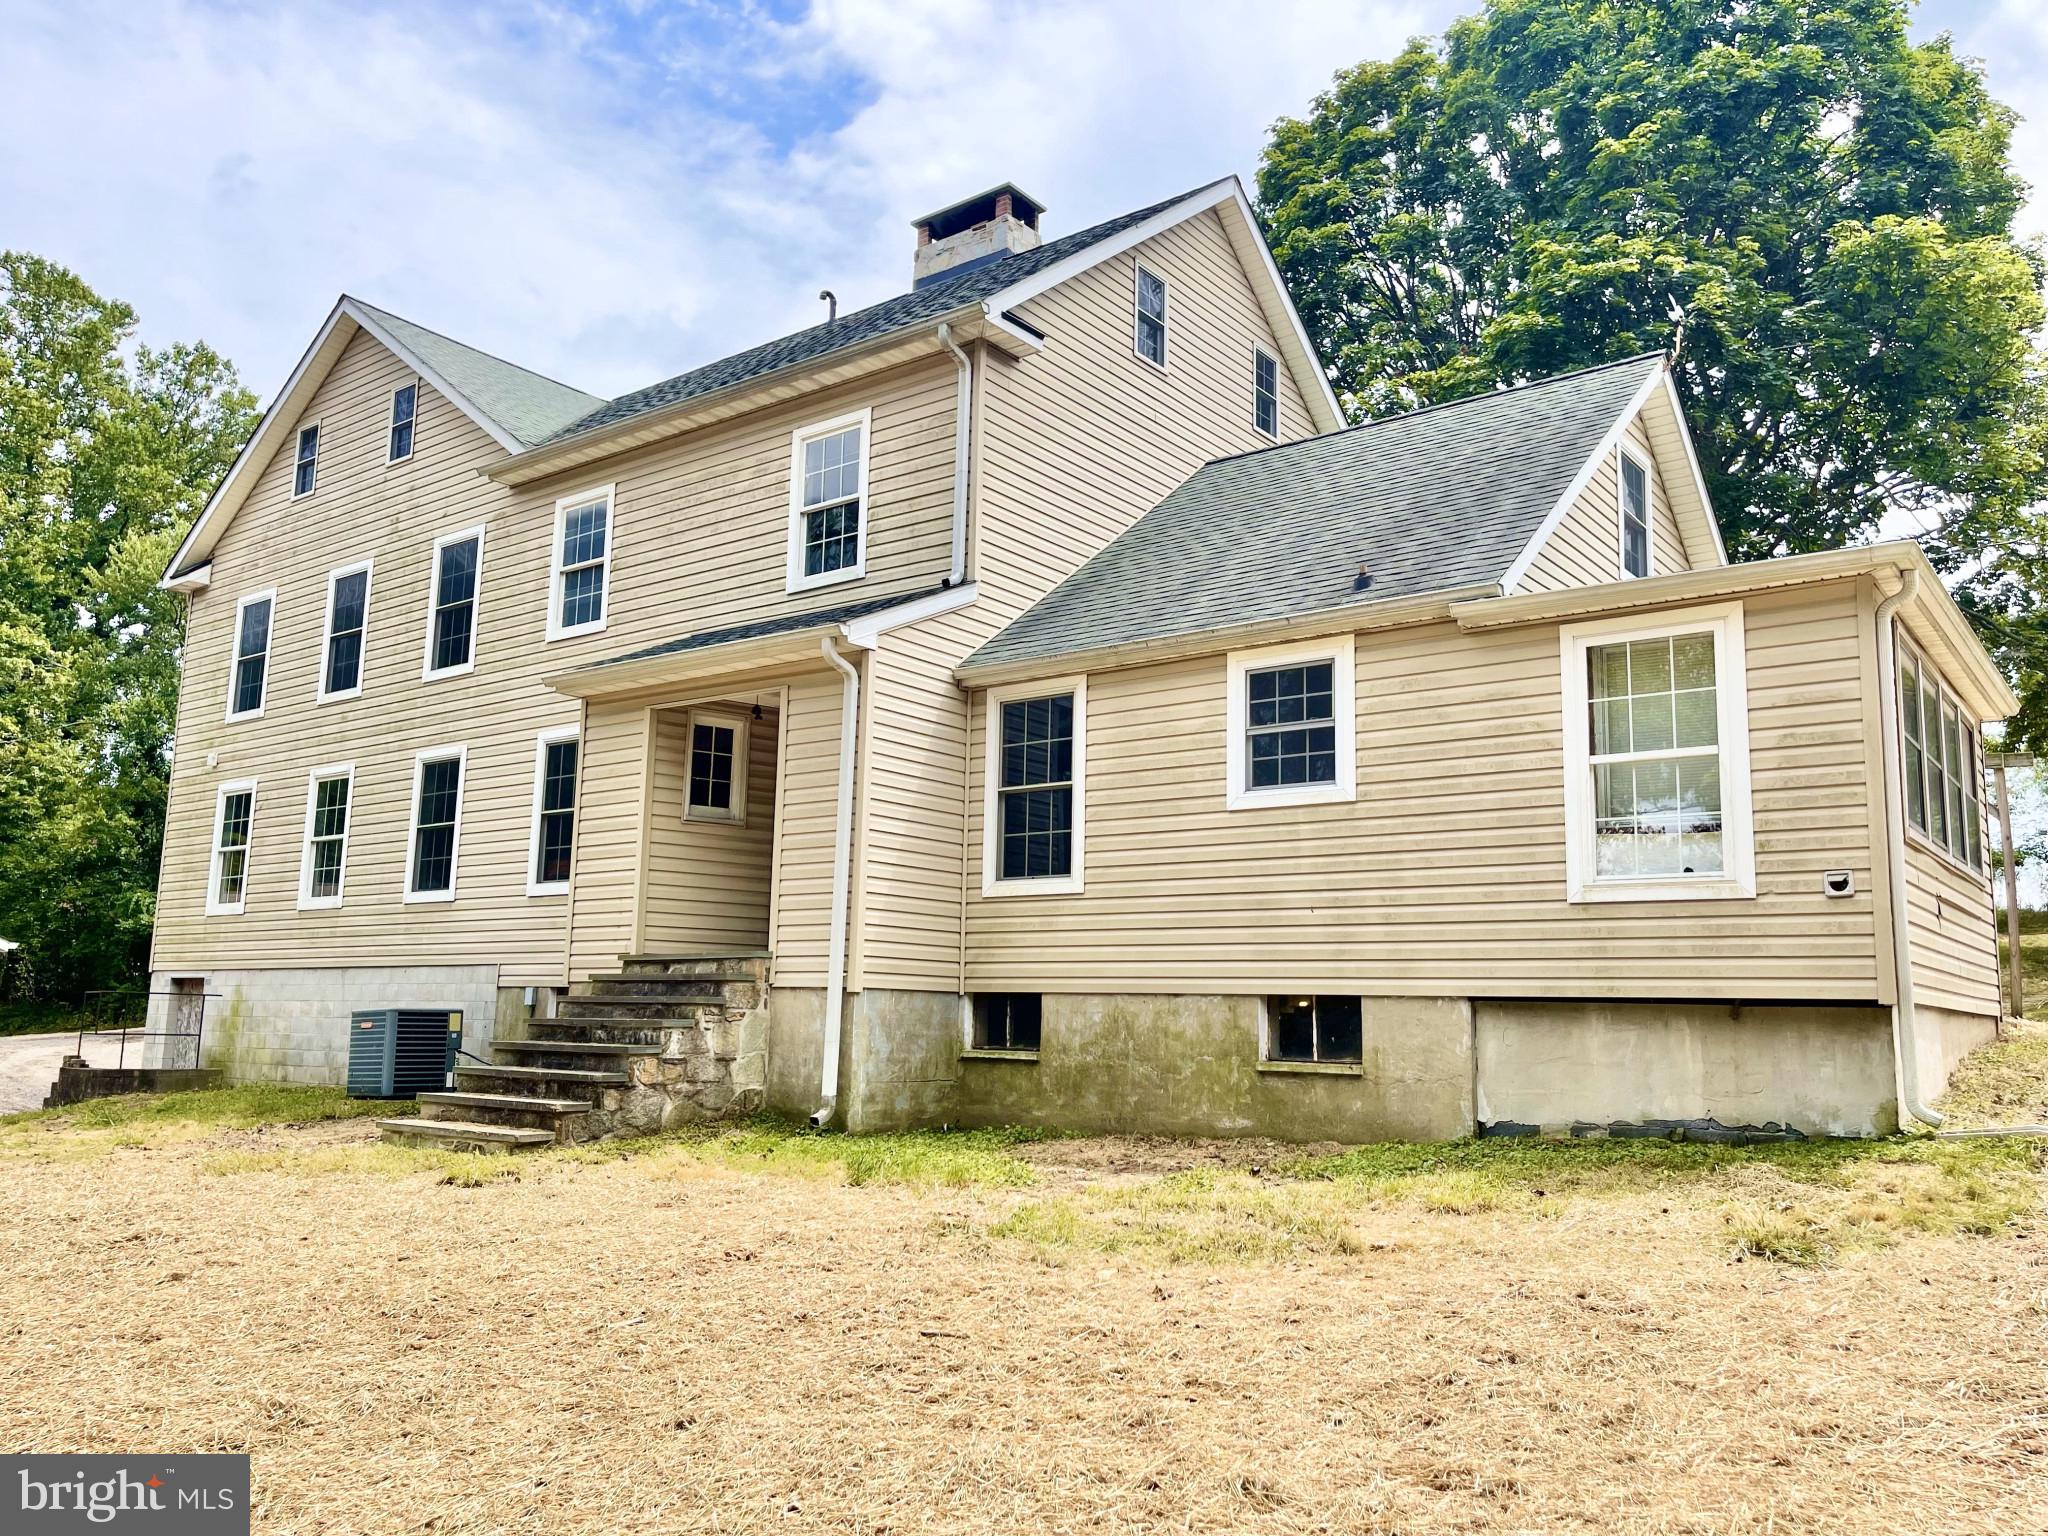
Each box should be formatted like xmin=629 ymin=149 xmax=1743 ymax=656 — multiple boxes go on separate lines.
xmin=4 ymin=1 xmax=2040 ymax=405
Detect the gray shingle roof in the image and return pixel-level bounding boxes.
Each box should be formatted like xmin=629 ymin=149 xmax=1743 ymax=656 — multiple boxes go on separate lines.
xmin=349 ymin=298 xmax=604 ymax=449
xmin=964 ymin=353 xmax=1664 ymax=674
xmin=538 ymin=184 xmax=1217 ymax=446
xmin=576 ymin=587 xmax=946 ymax=674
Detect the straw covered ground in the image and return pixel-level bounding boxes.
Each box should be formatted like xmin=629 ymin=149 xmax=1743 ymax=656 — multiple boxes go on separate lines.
xmin=2 ymin=1053 xmax=2045 ymax=1535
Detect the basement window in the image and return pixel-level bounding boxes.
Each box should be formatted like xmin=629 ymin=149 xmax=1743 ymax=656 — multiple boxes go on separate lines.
xmin=788 ymin=410 xmax=869 ymax=591
xmin=1265 ymin=996 xmax=1362 ymax=1065
xmin=972 ymin=993 xmax=1042 ymax=1054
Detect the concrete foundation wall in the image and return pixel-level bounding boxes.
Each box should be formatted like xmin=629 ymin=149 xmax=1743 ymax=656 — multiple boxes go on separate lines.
xmin=1915 ymin=1004 xmax=1999 ymax=1095
xmin=1473 ymin=1001 xmax=1899 ymax=1138
xmin=146 ymin=965 xmax=513 ymax=1086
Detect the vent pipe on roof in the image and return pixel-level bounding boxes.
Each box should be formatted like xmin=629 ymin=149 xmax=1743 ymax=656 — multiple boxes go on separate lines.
xmin=819 ymin=290 xmax=837 ymax=324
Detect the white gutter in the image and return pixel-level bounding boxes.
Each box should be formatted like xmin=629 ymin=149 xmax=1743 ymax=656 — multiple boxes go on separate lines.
xmin=1875 ymin=569 xmax=1943 ymax=1130
xmin=936 ymin=323 xmax=972 ymax=587
xmin=812 ymin=635 xmax=862 ymax=1127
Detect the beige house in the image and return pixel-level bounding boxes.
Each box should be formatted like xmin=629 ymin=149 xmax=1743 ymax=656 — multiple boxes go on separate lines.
xmin=151 ymin=178 xmax=2011 ymax=1147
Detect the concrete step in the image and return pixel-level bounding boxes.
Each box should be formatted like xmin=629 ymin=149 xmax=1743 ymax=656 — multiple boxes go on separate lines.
xmin=618 ymin=952 xmax=771 ymax=983
xmin=552 ymin=993 xmax=734 ymax=1023
xmin=419 ymin=1090 xmax=592 ymax=1117
xmin=454 ymin=1064 xmax=628 ymax=1101
xmin=495 ymin=1039 xmax=662 ymax=1073
xmin=530 ymin=1018 xmax=698 ymax=1048
xmin=579 ymin=975 xmax=730 ymax=1001
xmin=376 ymin=1117 xmax=553 ymax=1152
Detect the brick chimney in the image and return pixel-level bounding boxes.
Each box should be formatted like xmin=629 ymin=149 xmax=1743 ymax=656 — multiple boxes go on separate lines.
xmin=911 ymin=184 xmax=1045 ymax=289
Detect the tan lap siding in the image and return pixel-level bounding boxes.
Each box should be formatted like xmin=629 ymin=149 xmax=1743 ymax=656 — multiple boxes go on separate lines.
xmin=641 ymin=705 xmax=778 ymax=953
xmin=1903 ymin=842 xmax=1999 ymax=1016
xmin=769 ymin=671 xmax=852 ymax=989
xmin=962 ymin=582 xmax=1879 ymax=999
xmin=564 ymin=701 xmax=648 ymax=978
xmin=1520 ymin=416 xmax=1690 ymax=593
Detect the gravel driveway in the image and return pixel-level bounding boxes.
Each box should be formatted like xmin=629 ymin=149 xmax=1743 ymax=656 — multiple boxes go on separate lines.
xmin=0 ymin=1031 xmax=132 ymax=1114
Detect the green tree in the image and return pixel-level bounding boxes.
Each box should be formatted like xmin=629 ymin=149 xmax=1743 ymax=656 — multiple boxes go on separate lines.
xmin=0 ymin=254 xmax=256 ymax=1002
xmin=1257 ymin=0 xmax=2048 ymax=738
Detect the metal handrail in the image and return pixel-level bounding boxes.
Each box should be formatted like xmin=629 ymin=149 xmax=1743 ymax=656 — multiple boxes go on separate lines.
xmin=77 ymin=989 xmax=220 ymax=1071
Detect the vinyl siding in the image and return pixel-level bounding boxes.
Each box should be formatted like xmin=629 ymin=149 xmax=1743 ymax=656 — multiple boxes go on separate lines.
xmin=1902 ymin=840 xmax=1999 ymax=1016
xmin=855 ymin=208 xmax=1324 ymax=992
xmin=155 ymin=328 xmax=956 ymax=985
xmin=641 ymin=704 xmax=778 ymax=954
xmin=1520 ymin=416 xmax=1690 ymax=592
xmin=960 ymin=581 xmax=1886 ymax=999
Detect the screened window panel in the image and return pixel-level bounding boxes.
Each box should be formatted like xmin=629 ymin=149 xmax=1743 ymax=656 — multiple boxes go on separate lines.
xmin=997 ymin=694 xmax=1074 ymax=880
xmin=1246 ymin=662 xmax=1336 ymax=788
xmin=536 ymin=739 xmax=578 ymax=885
xmin=411 ymin=758 xmax=461 ymax=894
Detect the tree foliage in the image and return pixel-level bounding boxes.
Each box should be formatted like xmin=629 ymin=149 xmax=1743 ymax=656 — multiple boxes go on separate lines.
xmin=0 ymin=254 xmax=257 ymax=1001
xmin=1257 ymin=0 xmax=2048 ymax=739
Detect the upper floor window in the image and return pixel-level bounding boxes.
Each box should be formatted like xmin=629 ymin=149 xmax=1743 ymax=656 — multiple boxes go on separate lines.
xmin=423 ymin=527 xmax=482 ymax=679
xmin=1620 ymin=450 xmax=1651 ymax=578
xmin=206 ymin=780 xmax=257 ymax=916
xmin=227 ymin=589 xmax=275 ymax=721
xmin=1225 ymin=640 xmax=1355 ymax=810
xmin=404 ymin=746 xmax=466 ymax=903
xmin=1253 ymin=348 xmax=1279 ymax=437
xmin=293 ymin=423 xmax=320 ymax=498
xmin=788 ymin=411 xmax=869 ymax=591
xmin=318 ymin=560 xmax=371 ymax=702
xmin=388 ymin=383 xmax=417 ymax=463
xmin=528 ymin=727 xmax=580 ymax=894
xmin=983 ymin=680 xmax=1084 ymax=896
xmin=1900 ymin=644 xmax=1985 ymax=872
xmin=1134 ymin=264 xmax=1168 ymax=368
xmin=548 ymin=486 xmax=612 ymax=639
xmin=1561 ymin=602 xmax=1755 ymax=902
xmin=685 ymin=712 xmax=748 ymax=823
xmin=297 ymin=764 xmax=354 ymax=910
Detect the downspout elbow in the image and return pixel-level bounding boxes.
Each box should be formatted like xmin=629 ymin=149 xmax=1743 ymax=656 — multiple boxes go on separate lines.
xmin=936 ymin=323 xmax=972 ymax=589
xmin=1875 ymin=566 xmax=1942 ymax=1129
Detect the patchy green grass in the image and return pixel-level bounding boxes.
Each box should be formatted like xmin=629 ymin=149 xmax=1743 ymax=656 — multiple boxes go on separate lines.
xmin=1998 ymin=919 xmax=2048 ymax=1021
xmin=1940 ymin=1017 xmax=2048 ymax=1128
xmin=201 ymin=1142 xmax=520 ymax=1186
xmin=0 ymin=1000 xmax=91 ymax=1038
xmin=559 ymin=1116 xmax=1056 ymax=1190
xmin=0 ymin=1084 xmax=413 ymax=1159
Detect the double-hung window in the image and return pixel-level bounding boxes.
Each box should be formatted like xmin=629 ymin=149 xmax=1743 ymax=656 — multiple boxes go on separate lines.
xmin=983 ymin=680 xmax=1085 ymax=895
xmin=404 ymin=747 xmax=467 ymax=903
xmin=1265 ymin=996 xmax=1363 ymax=1066
xmin=206 ymin=781 xmax=257 ymax=916
xmin=1134 ymin=264 xmax=1168 ymax=367
xmin=684 ymin=712 xmax=748 ymax=823
xmin=292 ymin=423 xmax=319 ymax=497
xmin=388 ymin=383 xmax=417 ymax=462
xmin=788 ymin=411 xmax=868 ymax=590
xmin=297 ymin=765 xmax=353 ymax=909
xmin=1561 ymin=602 xmax=1754 ymax=902
xmin=527 ymin=727 xmax=579 ymax=894
xmin=1253 ymin=347 xmax=1279 ymax=437
xmin=548 ymin=485 xmax=612 ymax=638
xmin=227 ymin=589 xmax=275 ymax=720
xmin=1899 ymin=645 xmax=1985 ymax=871
xmin=1225 ymin=641 xmax=1355 ymax=810
xmin=423 ymin=527 xmax=482 ymax=679
xmin=318 ymin=560 xmax=371 ymax=701
xmin=1619 ymin=450 xmax=1651 ymax=579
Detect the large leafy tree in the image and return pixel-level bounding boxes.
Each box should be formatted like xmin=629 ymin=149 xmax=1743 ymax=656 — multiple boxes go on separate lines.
xmin=0 ymin=255 xmax=256 ymax=1002
xmin=1257 ymin=0 xmax=2048 ymax=740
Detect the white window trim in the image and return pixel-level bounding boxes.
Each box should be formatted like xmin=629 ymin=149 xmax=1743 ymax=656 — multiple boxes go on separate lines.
xmin=981 ymin=676 xmax=1087 ymax=897
xmin=387 ymin=380 xmax=418 ymax=464
xmin=315 ymin=558 xmax=373 ymax=704
xmin=1899 ymin=640 xmax=1989 ymax=881
xmin=1251 ymin=343 xmax=1279 ymax=439
xmin=421 ymin=524 xmax=486 ymax=681
xmin=546 ymin=483 xmax=615 ymax=641
xmin=402 ymin=744 xmax=468 ymax=904
xmin=1560 ymin=601 xmax=1755 ymax=904
xmin=224 ymin=587 xmax=277 ymax=722
xmin=682 ymin=710 xmax=750 ymax=825
xmin=526 ymin=725 xmax=581 ymax=896
xmin=205 ymin=778 xmax=258 ymax=917
xmin=785 ymin=408 xmax=872 ymax=594
xmin=290 ymin=419 xmax=321 ymax=499
xmin=1618 ymin=447 xmax=1653 ymax=580
xmin=1132 ymin=262 xmax=1169 ymax=370
xmin=296 ymin=762 xmax=355 ymax=911
xmin=1224 ymin=639 xmax=1357 ymax=811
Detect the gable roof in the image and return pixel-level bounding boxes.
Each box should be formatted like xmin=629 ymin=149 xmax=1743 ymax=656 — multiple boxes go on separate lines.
xmin=164 ymin=296 xmax=602 ymax=583
xmin=961 ymin=354 xmax=1671 ymax=677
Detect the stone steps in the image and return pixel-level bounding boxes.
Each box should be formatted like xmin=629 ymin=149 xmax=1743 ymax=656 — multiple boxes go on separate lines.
xmin=618 ymin=952 xmax=771 ymax=983
xmin=376 ymin=1117 xmax=555 ymax=1152
xmin=453 ymin=1064 xmax=629 ymax=1101
xmin=418 ymin=1091 xmax=593 ymax=1139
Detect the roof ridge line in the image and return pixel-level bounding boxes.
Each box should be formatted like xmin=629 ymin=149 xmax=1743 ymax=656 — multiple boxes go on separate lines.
xmin=1201 ymin=350 xmax=1668 ymax=470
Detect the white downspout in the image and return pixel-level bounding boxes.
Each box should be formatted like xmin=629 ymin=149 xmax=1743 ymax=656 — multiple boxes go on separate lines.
xmin=812 ymin=635 xmax=861 ymax=1127
xmin=1874 ymin=567 xmax=1943 ymax=1129
xmin=936 ymin=323 xmax=972 ymax=588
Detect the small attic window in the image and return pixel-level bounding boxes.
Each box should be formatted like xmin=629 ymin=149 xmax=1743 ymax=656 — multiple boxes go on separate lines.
xmin=1620 ymin=451 xmax=1650 ymax=578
